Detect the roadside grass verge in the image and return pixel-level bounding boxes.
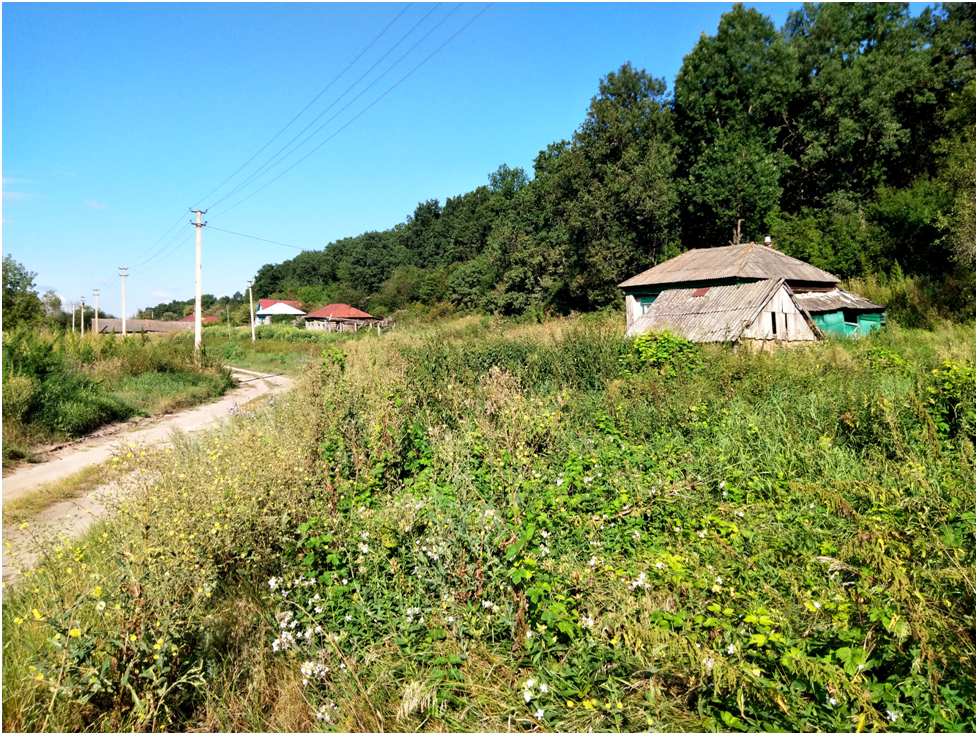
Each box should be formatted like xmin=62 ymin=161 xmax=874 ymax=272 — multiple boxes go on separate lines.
xmin=2 ymin=329 xmax=234 ymax=468
xmin=2 ymin=316 xmax=974 ymax=732
xmin=1 ymin=464 xmax=115 ymax=527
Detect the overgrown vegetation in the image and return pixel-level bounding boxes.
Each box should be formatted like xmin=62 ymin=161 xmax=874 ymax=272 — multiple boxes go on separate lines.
xmin=3 ymin=315 xmax=974 ymax=732
xmin=1 ymin=329 xmax=234 ymax=466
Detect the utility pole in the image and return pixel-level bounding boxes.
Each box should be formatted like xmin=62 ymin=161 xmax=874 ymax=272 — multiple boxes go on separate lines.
xmin=72 ymin=303 xmax=76 ymax=334
xmin=226 ymin=304 xmax=231 ymax=339
xmin=80 ymin=297 xmax=85 ymax=337
xmin=248 ymin=280 xmax=255 ymax=342
xmin=119 ymin=268 xmax=128 ymax=336
xmin=191 ymin=209 xmax=207 ymax=356
xmin=93 ymin=289 xmax=100 ymax=335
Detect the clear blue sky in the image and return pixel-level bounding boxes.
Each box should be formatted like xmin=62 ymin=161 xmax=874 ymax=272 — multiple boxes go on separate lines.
xmin=2 ymin=2 xmax=928 ymax=317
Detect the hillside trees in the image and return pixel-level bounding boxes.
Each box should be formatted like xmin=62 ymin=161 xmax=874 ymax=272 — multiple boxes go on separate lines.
xmin=674 ymin=4 xmax=794 ymax=247
xmin=232 ymin=3 xmax=972 ymax=320
xmin=2 ymin=256 xmax=44 ymax=330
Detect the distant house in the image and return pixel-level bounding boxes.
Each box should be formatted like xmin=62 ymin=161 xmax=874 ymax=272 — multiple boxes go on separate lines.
xmin=177 ymin=314 xmax=220 ymax=323
xmin=305 ymin=304 xmax=378 ymax=333
xmin=255 ymin=299 xmax=305 ymax=326
xmin=618 ymin=242 xmax=886 ymax=345
xmin=97 ymin=319 xmax=193 ymax=334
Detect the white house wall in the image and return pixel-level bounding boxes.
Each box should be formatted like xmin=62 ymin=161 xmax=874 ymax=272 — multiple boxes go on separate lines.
xmin=743 ymin=286 xmax=816 ymax=341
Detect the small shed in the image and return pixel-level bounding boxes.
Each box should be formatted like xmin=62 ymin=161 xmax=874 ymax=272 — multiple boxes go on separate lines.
xmin=255 ymin=299 xmax=306 ymax=326
xmin=626 ymin=279 xmax=819 ymax=345
xmin=619 ymin=242 xmax=885 ymax=342
xmin=305 ymin=304 xmax=378 ymax=333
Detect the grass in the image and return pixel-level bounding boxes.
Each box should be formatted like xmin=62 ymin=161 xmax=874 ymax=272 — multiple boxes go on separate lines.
xmin=2 ymin=314 xmax=974 ymax=732
xmin=2 ymin=329 xmax=235 ymax=468
xmin=1 ymin=463 xmax=115 ymax=527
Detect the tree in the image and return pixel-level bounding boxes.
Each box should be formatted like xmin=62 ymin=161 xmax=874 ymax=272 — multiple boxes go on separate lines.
xmin=2 ymin=255 xmax=44 ymax=330
xmin=674 ymin=3 xmax=795 ymax=245
xmin=41 ymin=290 xmax=63 ymax=318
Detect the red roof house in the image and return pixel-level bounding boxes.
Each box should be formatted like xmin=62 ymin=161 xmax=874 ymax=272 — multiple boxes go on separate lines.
xmin=258 ymin=299 xmax=302 ymax=311
xmin=305 ymin=304 xmax=378 ymax=332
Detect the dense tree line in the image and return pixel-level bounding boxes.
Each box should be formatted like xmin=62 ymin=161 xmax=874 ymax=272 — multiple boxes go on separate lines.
xmin=155 ymin=3 xmax=978 ymax=319
xmin=14 ymin=4 xmax=977 ymax=330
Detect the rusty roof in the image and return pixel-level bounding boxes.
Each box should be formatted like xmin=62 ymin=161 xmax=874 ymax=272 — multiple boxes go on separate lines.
xmin=305 ymin=304 xmax=376 ymax=320
xmin=97 ymin=319 xmax=193 ymax=333
xmin=619 ymin=242 xmax=839 ymax=289
xmin=626 ymin=279 xmax=799 ymax=342
xmin=791 ymin=287 xmax=885 ymax=313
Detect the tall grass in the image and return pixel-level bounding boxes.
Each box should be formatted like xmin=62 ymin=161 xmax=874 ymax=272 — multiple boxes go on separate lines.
xmin=2 ymin=317 xmax=974 ymax=731
xmin=1 ymin=328 xmax=233 ymax=465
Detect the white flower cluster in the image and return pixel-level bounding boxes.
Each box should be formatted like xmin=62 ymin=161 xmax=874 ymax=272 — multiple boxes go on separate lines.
xmin=405 ymin=606 xmax=424 ymax=625
xmin=300 ymin=660 xmax=330 ymax=686
xmin=481 ymin=599 xmax=501 ymax=614
xmin=580 ymin=613 xmax=595 ymax=628
xmin=314 ymin=702 xmax=339 ymax=721
xmin=629 ymin=572 xmax=649 ymax=591
xmin=522 ymin=677 xmax=548 ymax=703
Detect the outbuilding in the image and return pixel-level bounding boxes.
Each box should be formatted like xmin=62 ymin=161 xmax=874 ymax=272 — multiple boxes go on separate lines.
xmin=619 ymin=241 xmax=885 ymax=345
xmin=255 ymin=299 xmax=306 ymax=326
xmin=304 ymin=304 xmax=378 ymax=333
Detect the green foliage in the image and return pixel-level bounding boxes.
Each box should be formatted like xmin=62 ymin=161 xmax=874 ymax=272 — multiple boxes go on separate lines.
xmin=4 ymin=316 xmax=974 ymax=731
xmin=619 ymin=330 xmax=702 ymax=378
xmin=2 ymin=255 xmax=45 ymax=330
xmin=1 ymin=329 xmax=233 ymax=459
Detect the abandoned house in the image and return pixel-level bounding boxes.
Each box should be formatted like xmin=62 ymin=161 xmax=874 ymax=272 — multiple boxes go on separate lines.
xmin=304 ymin=304 xmax=378 ymax=332
xmin=618 ymin=241 xmax=886 ymax=345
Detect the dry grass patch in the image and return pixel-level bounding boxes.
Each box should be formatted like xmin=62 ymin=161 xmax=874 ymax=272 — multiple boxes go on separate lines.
xmin=2 ymin=462 xmax=115 ymax=526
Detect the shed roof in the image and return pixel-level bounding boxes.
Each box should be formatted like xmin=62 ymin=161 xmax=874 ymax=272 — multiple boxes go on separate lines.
xmin=97 ymin=319 xmax=193 ymax=333
xmin=791 ymin=287 xmax=885 ymax=313
xmin=619 ymin=242 xmax=839 ymax=289
xmin=305 ymin=304 xmax=376 ymax=320
xmin=256 ymin=302 xmax=306 ymax=316
xmin=177 ymin=314 xmax=220 ymax=323
xmin=626 ymin=279 xmax=801 ymax=342
xmin=258 ymin=299 xmax=301 ymax=311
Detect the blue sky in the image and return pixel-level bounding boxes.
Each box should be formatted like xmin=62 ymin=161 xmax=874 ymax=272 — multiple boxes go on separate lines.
xmin=2 ymin=2 xmax=927 ymax=317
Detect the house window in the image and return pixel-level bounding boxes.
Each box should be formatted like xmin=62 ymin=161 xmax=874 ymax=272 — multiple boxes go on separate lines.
xmin=639 ymin=294 xmax=659 ymax=314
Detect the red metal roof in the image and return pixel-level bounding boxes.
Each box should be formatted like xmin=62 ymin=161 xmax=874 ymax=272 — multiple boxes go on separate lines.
xmin=177 ymin=315 xmax=219 ymax=323
xmin=258 ymin=299 xmax=301 ymax=310
xmin=305 ymin=303 xmax=376 ymax=320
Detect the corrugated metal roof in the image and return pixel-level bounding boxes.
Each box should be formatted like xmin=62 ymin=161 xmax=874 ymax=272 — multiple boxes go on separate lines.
xmin=258 ymin=299 xmax=301 ymax=310
xmin=97 ymin=319 xmax=193 ymax=333
xmin=619 ymin=242 xmax=839 ymax=289
xmin=305 ymin=303 xmax=376 ymax=320
xmin=626 ymin=279 xmax=787 ymax=342
xmin=791 ymin=288 xmax=885 ymax=313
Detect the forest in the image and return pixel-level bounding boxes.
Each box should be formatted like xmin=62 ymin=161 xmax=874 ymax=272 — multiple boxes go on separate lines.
xmin=233 ymin=3 xmax=975 ymax=321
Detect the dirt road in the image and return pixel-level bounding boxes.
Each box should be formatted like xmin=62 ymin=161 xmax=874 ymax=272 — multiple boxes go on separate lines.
xmin=2 ymin=368 xmax=292 ymax=504
xmin=1 ymin=368 xmax=292 ymax=591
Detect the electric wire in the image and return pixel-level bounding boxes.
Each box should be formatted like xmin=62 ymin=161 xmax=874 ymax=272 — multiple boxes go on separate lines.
xmin=206 ymin=225 xmax=306 ymax=251
xmin=212 ymin=3 xmax=492 ymax=220
xmin=124 ymin=210 xmax=193 ymax=271
xmin=206 ymin=3 xmax=452 ymax=211
xmin=192 ymin=2 xmax=414 ymax=210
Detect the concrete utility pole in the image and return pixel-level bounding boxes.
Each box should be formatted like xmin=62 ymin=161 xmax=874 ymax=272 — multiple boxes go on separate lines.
xmin=248 ymin=280 xmax=256 ymax=342
xmin=72 ymin=303 xmax=76 ymax=334
xmin=80 ymin=297 xmax=85 ymax=337
xmin=191 ymin=210 xmax=207 ymax=355
xmin=93 ymin=289 xmax=100 ymax=335
xmin=119 ymin=268 xmax=128 ymax=336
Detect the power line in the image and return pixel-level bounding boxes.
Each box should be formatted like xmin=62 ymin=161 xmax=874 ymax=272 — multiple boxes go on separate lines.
xmin=126 ymin=210 xmax=194 ymax=271
xmin=206 ymin=225 xmax=306 ymax=251
xmin=212 ymin=3 xmax=493 ymax=219
xmin=193 ymin=2 xmax=415 ymax=210
xmin=207 ymin=3 xmax=451 ymax=211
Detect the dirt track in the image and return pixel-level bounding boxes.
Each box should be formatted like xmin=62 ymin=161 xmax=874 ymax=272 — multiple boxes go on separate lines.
xmin=1 ymin=368 xmax=293 ymax=591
